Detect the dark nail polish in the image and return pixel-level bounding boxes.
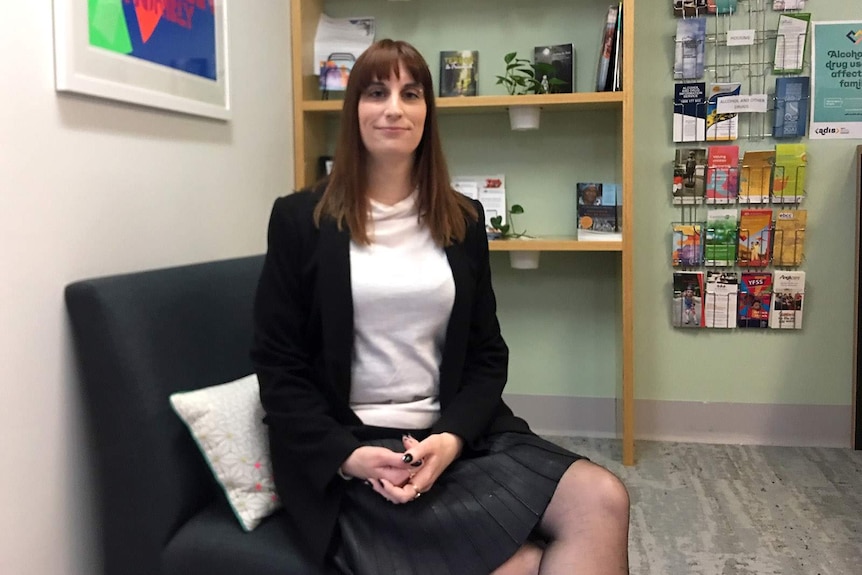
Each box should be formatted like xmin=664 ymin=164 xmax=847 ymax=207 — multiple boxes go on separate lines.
xmin=363 ymin=480 xmax=372 ymax=487
xmin=410 ymin=460 xmax=423 ymax=467
xmin=402 ymin=453 xmax=413 ymax=463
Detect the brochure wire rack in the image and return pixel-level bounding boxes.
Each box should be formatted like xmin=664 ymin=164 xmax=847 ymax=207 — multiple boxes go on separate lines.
xmin=669 ymin=0 xmax=812 ymax=331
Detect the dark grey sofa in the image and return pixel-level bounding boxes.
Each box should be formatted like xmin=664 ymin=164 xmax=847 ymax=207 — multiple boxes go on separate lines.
xmin=65 ymin=255 xmax=321 ymax=575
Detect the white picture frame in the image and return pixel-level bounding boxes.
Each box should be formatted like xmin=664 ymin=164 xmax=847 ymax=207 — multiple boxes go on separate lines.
xmin=52 ymin=0 xmax=230 ymax=121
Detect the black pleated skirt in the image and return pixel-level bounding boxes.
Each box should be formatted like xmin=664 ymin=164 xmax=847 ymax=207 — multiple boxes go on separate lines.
xmin=331 ymin=431 xmax=585 ymax=575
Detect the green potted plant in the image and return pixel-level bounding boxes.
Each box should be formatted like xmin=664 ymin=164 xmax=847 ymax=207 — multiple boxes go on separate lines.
xmin=496 ymin=52 xmax=567 ymax=130
xmin=489 ymin=204 xmax=528 ymax=239
xmin=488 ymin=204 xmax=541 ymax=269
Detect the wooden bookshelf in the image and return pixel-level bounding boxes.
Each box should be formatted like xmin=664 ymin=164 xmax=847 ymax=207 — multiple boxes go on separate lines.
xmin=489 ymin=237 xmax=622 ymax=252
xmin=303 ymin=92 xmax=624 ymax=114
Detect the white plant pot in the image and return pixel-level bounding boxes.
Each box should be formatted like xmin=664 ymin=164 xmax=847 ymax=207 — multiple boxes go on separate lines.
xmin=508 ymin=105 xmax=541 ymax=131
xmin=509 ymin=251 xmax=541 ymax=269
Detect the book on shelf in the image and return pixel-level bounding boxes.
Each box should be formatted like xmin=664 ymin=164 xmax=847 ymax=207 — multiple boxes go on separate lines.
xmin=439 ymin=51 xmax=478 ymax=97
xmin=314 ymin=15 xmax=375 ymax=90
xmin=772 ymin=143 xmax=807 ymax=204
xmin=673 ymin=1 xmax=707 ymax=17
xmin=706 ymin=83 xmax=741 ymax=141
xmin=534 ymin=43 xmax=575 ymax=93
xmin=706 ymin=145 xmax=740 ymax=204
xmin=774 ymin=12 xmax=810 ymax=74
xmin=705 ymin=271 xmax=739 ymax=328
xmin=452 ymin=175 xmax=505 ymax=230
xmin=773 ymin=209 xmax=807 ymax=266
xmin=774 ymin=76 xmax=810 ymax=138
xmin=673 ymin=148 xmax=707 ymax=205
xmin=738 ymin=272 xmax=773 ymax=328
xmin=596 ymin=4 xmax=620 ymax=92
xmin=708 ymin=0 xmax=738 ymax=14
xmin=672 ymin=223 xmax=704 ymax=267
xmin=674 ymin=17 xmax=706 ymax=80
xmin=705 ymin=209 xmax=738 ymax=266
xmin=773 ymin=0 xmax=806 ymax=9
xmin=577 ymin=183 xmax=619 ymax=233
xmin=610 ymin=2 xmax=623 ymax=92
xmin=770 ymin=271 xmax=805 ymax=329
xmin=673 ymin=271 xmax=705 ymax=328
xmin=738 ymin=209 xmax=773 ymax=268
xmin=739 ymin=150 xmax=775 ymax=204
xmin=673 ymin=82 xmax=707 ymax=142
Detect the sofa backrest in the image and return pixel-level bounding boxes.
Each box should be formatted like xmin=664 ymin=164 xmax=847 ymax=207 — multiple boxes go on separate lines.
xmin=65 ymin=255 xmax=264 ymax=575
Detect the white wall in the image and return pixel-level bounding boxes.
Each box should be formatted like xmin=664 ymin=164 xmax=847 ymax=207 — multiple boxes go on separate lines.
xmin=0 ymin=3 xmax=293 ymax=574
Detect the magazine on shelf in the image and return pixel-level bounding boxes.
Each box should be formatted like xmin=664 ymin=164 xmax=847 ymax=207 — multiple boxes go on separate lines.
xmin=708 ymin=0 xmax=738 ymax=14
xmin=773 ymin=0 xmax=806 ymax=9
xmin=705 ymin=271 xmax=739 ymax=328
xmin=706 ymin=145 xmax=740 ymax=204
xmin=673 ymin=148 xmax=707 ymax=204
xmin=674 ymin=83 xmax=707 ymax=142
xmin=534 ymin=44 xmax=575 ymax=93
xmin=738 ymin=272 xmax=773 ymax=328
xmin=673 ymin=1 xmax=707 ymax=17
xmin=739 ymin=150 xmax=775 ymax=204
xmin=452 ymin=175 xmax=505 ymax=230
xmin=672 ymin=223 xmax=704 ymax=267
xmin=770 ymin=271 xmax=805 ymax=329
xmin=314 ymin=15 xmax=375 ymax=88
xmin=738 ymin=209 xmax=773 ymax=268
xmin=674 ymin=18 xmax=706 ymax=80
xmin=577 ymin=182 xmax=619 ymax=233
xmin=704 ymin=209 xmax=738 ymax=266
xmin=439 ymin=51 xmax=478 ymax=97
xmin=773 ymin=209 xmax=807 ymax=266
xmin=596 ymin=4 xmax=620 ymax=91
xmin=610 ymin=3 xmax=623 ymax=92
xmin=672 ymin=271 xmax=705 ymax=327
xmin=706 ymin=83 xmax=741 ymax=141
xmin=774 ymin=76 xmax=810 ymax=138
xmin=772 ymin=143 xmax=807 ymax=204
xmin=774 ymin=12 xmax=810 ymax=74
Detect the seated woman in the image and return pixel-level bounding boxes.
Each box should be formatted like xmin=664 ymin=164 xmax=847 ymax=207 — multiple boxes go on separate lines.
xmin=252 ymin=39 xmax=630 ymax=575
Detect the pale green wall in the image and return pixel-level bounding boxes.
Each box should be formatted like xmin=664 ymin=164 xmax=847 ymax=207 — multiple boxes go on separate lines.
xmin=323 ymin=0 xmax=859 ymax=406
xmin=634 ymin=0 xmax=859 ymax=406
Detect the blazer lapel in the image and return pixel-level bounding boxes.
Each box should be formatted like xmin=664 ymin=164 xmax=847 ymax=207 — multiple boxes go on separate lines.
xmin=316 ymin=219 xmax=354 ymax=400
xmin=440 ymin=240 xmax=473 ymax=405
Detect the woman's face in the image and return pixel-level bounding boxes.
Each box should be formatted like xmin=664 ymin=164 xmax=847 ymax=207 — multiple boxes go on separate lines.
xmin=358 ymin=63 xmax=427 ymax=162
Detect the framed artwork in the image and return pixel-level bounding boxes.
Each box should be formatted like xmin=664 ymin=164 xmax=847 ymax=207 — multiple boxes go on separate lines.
xmin=52 ymin=0 xmax=230 ymax=120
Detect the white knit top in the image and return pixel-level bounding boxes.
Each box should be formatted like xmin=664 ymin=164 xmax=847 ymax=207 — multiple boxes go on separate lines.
xmin=348 ymin=191 xmax=455 ymax=429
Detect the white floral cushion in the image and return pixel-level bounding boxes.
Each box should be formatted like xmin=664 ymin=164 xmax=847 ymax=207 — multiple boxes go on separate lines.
xmin=169 ymin=374 xmax=280 ymax=531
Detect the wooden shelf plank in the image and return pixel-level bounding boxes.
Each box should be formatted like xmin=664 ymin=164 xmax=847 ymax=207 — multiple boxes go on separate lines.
xmin=488 ymin=237 xmax=622 ymax=252
xmin=302 ymin=92 xmax=625 ymax=114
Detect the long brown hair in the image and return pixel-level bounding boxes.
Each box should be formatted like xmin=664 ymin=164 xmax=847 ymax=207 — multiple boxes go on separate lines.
xmin=313 ymin=39 xmax=477 ymax=246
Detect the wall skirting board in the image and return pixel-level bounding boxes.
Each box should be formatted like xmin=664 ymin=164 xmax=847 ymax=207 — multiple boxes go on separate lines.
xmin=503 ymin=394 xmax=853 ymax=448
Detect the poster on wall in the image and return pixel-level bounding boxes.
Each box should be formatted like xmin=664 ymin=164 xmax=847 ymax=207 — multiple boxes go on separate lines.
xmin=53 ymin=0 xmax=230 ymax=120
xmin=810 ymin=21 xmax=862 ymax=139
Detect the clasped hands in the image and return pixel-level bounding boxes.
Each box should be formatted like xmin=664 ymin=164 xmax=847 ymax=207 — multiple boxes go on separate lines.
xmin=340 ymin=432 xmax=463 ymax=504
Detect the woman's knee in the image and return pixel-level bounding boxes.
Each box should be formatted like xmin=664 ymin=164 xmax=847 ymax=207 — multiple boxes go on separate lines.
xmin=588 ymin=464 xmax=630 ymax=520
xmin=554 ymin=461 xmax=630 ymax=523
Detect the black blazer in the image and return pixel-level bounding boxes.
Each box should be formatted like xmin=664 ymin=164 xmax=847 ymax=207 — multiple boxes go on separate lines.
xmin=251 ymin=188 xmax=530 ymax=565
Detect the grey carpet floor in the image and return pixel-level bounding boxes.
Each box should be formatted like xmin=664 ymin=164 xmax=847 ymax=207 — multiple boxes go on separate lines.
xmin=545 ymin=436 xmax=862 ymax=575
